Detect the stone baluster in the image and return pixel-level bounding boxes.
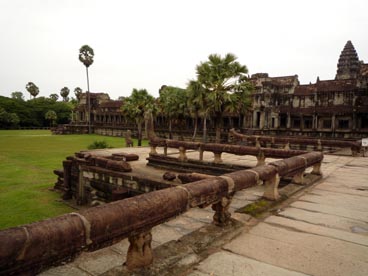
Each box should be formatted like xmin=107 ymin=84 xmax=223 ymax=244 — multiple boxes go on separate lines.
xmin=199 ymin=145 xmax=204 ymax=161
xmin=284 ymin=142 xmax=290 ymax=150
xmin=256 ymin=151 xmax=266 ymax=166
xmin=263 ymin=173 xmax=280 ymax=200
xmin=150 ymin=144 xmax=157 ymax=155
xmin=178 ymin=146 xmax=187 ymax=161
xmin=292 ymin=170 xmax=305 ymax=184
xmin=125 ymin=230 xmax=153 ymax=270
xmin=213 ymin=151 xmax=222 ymax=163
xmin=311 ymin=162 xmax=322 ymax=175
xmin=212 ymin=195 xmax=233 ymax=226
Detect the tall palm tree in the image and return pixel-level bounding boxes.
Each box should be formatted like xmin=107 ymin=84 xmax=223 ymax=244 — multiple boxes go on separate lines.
xmin=26 ymin=82 xmax=39 ymax=99
xmin=187 ymin=80 xmax=207 ymax=141
xmin=121 ymin=88 xmax=155 ymax=146
xmin=60 ymin=87 xmax=70 ymax=102
xmin=79 ymin=45 xmax=94 ymax=134
xmin=74 ymin=87 xmax=83 ymax=102
xmin=158 ymin=86 xmax=188 ymax=139
xmin=195 ymin=53 xmax=252 ymax=143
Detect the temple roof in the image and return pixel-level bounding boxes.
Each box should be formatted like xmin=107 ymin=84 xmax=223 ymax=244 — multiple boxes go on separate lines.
xmin=335 ymin=40 xmax=360 ymax=80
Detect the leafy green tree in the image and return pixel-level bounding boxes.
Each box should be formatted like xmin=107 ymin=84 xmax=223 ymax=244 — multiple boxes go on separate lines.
xmin=60 ymin=87 xmax=70 ymax=102
xmin=0 ymin=107 xmax=19 ymax=128
xmin=49 ymin=93 xmax=59 ymax=101
xmin=11 ymin=91 xmax=24 ymax=101
xmin=158 ymin=86 xmax=188 ymax=139
xmin=74 ymin=87 xmax=82 ymax=101
xmin=79 ymin=45 xmax=94 ymax=134
xmin=122 ymin=88 xmax=154 ymax=146
xmin=45 ymin=110 xmax=57 ymax=127
xmin=194 ymin=53 xmax=252 ymax=142
xmin=26 ymin=82 xmax=39 ymax=99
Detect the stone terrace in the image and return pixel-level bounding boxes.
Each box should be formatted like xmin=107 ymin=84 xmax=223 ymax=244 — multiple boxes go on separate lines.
xmin=42 ymin=148 xmax=368 ymax=276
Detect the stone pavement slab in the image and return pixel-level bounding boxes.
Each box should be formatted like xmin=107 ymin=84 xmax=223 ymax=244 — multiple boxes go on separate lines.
xmin=224 ymin=230 xmax=368 ymax=276
xmin=290 ymin=200 xmax=368 ymax=222
xmin=265 ymin=216 xmax=368 ymax=246
xmin=278 ymin=207 xmax=368 ymax=233
xmin=189 ymin=251 xmax=307 ymax=276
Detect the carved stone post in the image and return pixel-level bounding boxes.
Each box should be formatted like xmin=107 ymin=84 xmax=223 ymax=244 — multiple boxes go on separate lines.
xmin=62 ymin=160 xmax=72 ymax=200
xmin=212 ymin=195 xmax=232 ymax=226
xmin=164 ymin=145 xmax=168 ymax=156
xmin=311 ymin=162 xmax=322 ymax=176
xmin=292 ymin=170 xmax=305 ymax=184
xmin=263 ymin=173 xmax=280 ymax=200
xmin=199 ymin=146 xmax=204 ymax=161
xmin=256 ymin=151 xmax=266 ymax=166
xmin=178 ymin=147 xmax=187 ymax=161
xmin=150 ymin=145 xmax=157 ymax=155
xmin=317 ymin=139 xmax=322 ymax=151
xmin=255 ymin=138 xmax=261 ymax=148
xmin=125 ymin=230 xmax=153 ymax=270
xmin=284 ymin=142 xmax=290 ymax=150
xmin=213 ymin=152 xmax=222 ymax=163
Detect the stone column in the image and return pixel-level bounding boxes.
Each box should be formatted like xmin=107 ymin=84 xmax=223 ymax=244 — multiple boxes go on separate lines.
xmin=287 ymin=113 xmax=291 ymax=129
xmin=260 ymin=112 xmax=265 ymax=129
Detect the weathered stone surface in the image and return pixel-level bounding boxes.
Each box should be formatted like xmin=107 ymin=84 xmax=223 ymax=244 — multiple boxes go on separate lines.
xmin=298 ymin=190 xmax=368 ymax=212
xmin=40 ymin=264 xmax=90 ymax=276
xmin=291 ymin=200 xmax=368 ymax=222
xmin=224 ymin=231 xmax=368 ymax=276
xmin=265 ymin=216 xmax=368 ymax=246
xmin=249 ymin=222 xmax=368 ymax=262
xmin=278 ymin=207 xmax=368 ymax=233
xmin=73 ymin=248 xmax=123 ymax=275
xmin=191 ymin=251 xmax=307 ymax=276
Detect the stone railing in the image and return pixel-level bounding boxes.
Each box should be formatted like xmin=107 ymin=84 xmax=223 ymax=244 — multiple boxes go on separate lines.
xmin=0 ymin=151 xmax=323 ymax=275
xmin=229 ymin=128 xmax=361 ymax=156
xmin=149 ymin=138 xmax=307 ymax=167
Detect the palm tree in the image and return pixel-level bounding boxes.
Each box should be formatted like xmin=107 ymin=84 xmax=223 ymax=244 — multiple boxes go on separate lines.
xmin=121 ymin=89 xmax=155 ymax=146
xmin=187 ymin=80 xmax=207 ymax=141
xmin=158 ymin=86 xmax=188 ymax=139
xmin=26 ymin=82 xmax=39 ymax=99
xmin=79 ymin=45 xmax=94 ymax=134
xmin=195 ymin=53 xmax=252 ymax=143
xmin=60 ymin=87 xmax=70 ymax=102
xmin=45 ymin=110 xmax=57 ymax=127
xmin=74 ymin=87 xmax=83 ymax=101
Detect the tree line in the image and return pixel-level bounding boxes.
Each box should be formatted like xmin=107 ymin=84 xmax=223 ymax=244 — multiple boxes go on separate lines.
xmin=122 ymin=53 xmax=253 ymax=145
xmin=0 ymin=95 xmax=74 ymax=128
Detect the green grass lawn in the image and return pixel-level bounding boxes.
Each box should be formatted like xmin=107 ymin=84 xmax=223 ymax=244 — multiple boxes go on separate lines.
xmin=0 ymin=129 xmax=147 ymax=230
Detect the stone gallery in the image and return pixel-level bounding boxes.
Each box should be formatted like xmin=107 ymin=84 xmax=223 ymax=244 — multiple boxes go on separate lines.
xmin=58 ymin=41 xmax=368 ymax=139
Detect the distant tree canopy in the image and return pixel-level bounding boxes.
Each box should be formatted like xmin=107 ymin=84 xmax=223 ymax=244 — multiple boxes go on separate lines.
xmin=11 ymin=91 xmax=24 ymax=101
xmin=0 ymin=95 xmax=73 ymax=128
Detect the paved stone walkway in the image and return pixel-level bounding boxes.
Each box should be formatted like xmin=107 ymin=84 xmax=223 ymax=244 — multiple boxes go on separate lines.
xmin=42 ymin=149 xmax=368 ymax=276
xmin=189 ymin=154 xmax=368 ymax=276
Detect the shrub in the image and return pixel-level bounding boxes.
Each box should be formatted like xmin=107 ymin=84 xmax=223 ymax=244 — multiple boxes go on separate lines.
xmin=87 ymin=140 xmax=111 ymax=149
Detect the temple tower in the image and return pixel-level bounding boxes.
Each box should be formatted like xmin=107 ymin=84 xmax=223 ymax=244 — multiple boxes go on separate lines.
xmin=335 ymin=40 xmax=360 ymax=80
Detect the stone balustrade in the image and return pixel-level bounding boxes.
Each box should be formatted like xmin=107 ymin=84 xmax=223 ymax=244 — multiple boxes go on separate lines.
xmin=149 ymin=136 xmax=307 ymax=167
xmin=0 ymin=151 xmax=323 ymax=275
xmin=229 ymin=128 xmax=361 ymax=156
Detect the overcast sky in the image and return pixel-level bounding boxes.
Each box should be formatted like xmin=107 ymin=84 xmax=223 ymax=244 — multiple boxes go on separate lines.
xmin=0 ymin=0 xmax=367 ymax=100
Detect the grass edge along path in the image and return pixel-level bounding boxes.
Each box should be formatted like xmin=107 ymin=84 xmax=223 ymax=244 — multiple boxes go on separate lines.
xmin=0 ymin=129 xmax=147 ymax=230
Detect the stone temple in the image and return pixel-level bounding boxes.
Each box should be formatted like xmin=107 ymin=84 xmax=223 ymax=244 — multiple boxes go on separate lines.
xmin=250 ymin=40 xmax=368 ymax=138
xmin=56 ymin=40 xmax=368 ymax=140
